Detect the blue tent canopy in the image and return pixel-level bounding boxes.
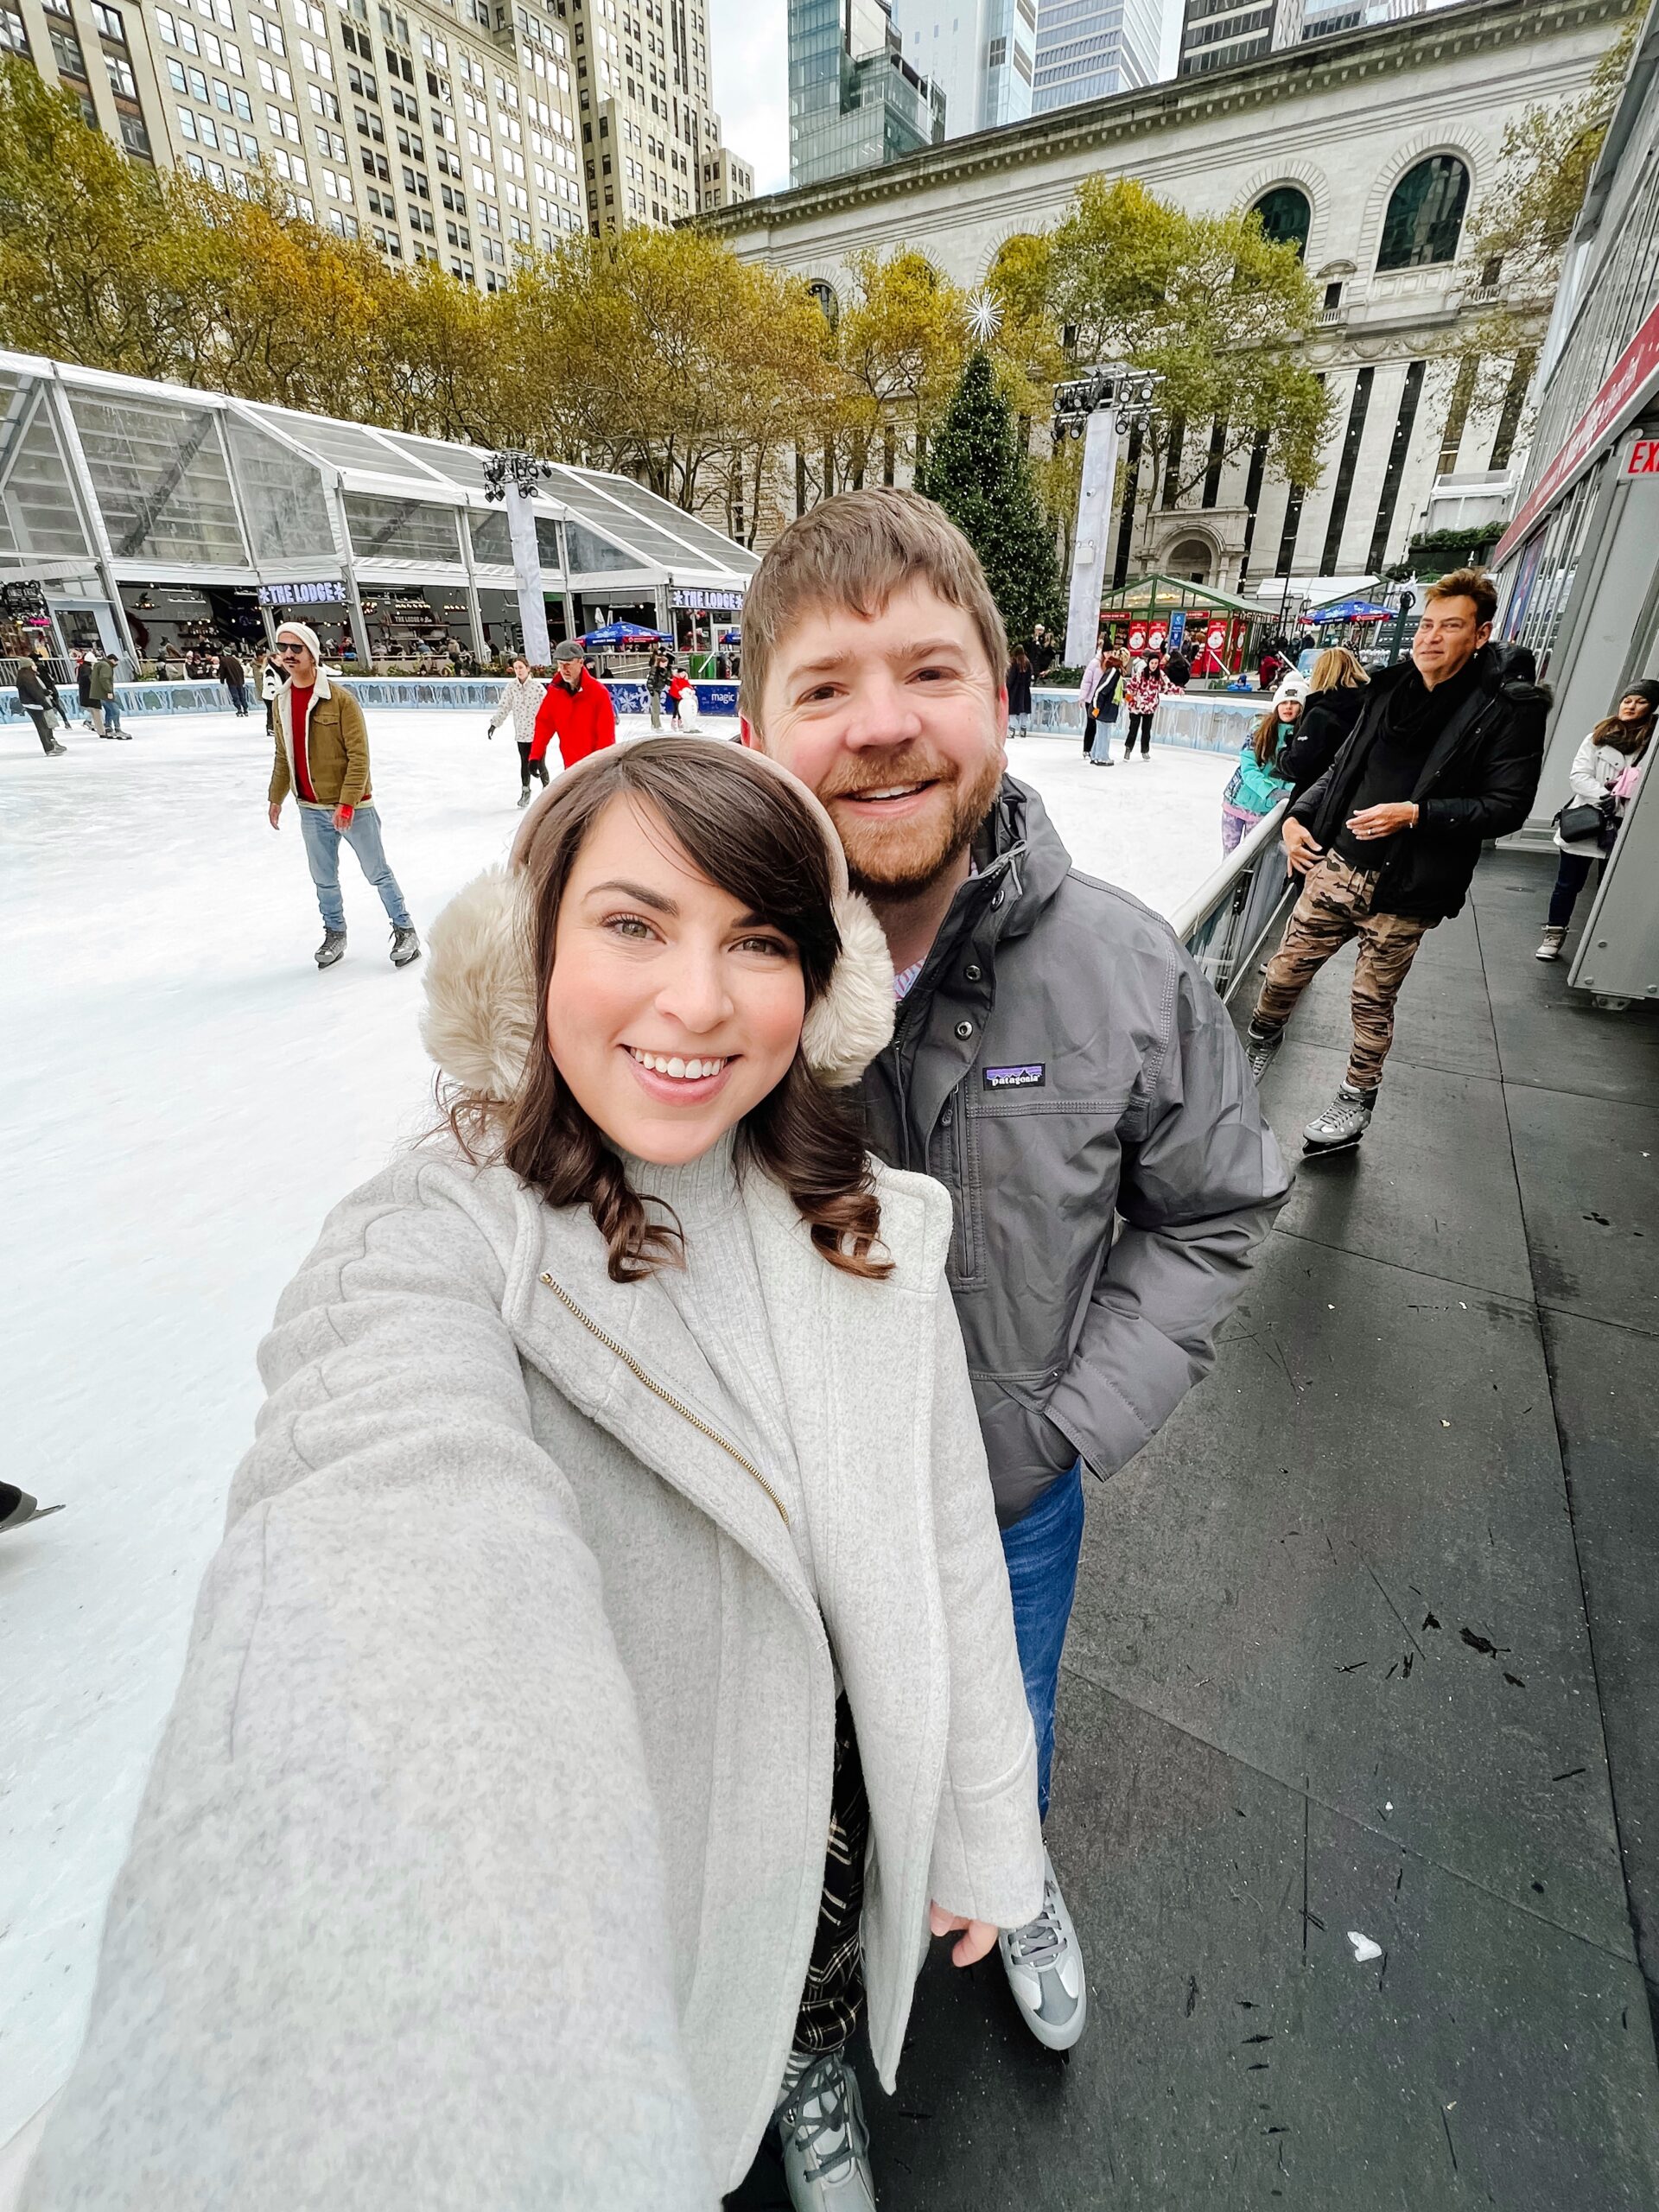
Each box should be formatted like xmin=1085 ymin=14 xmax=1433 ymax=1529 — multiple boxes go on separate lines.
xmin=578 ymin=620 xmax=668 ymax=645
xmin=1310 ymin=597 xmax=1393 ymax=621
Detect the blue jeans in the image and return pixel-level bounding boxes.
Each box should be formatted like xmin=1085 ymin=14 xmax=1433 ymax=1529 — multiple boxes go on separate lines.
xmin=1000 ymin=1459 xmax=1085 ymax=1821
xmin=298 ymin=803 xmax=412 ymax=933
xmin=1090 ymin=707 xmax=1118 ymax=763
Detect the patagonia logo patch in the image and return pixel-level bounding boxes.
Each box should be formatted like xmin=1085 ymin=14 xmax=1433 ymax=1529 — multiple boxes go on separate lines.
xmin=983 ymin=1063 xmax=1046 ymax=1090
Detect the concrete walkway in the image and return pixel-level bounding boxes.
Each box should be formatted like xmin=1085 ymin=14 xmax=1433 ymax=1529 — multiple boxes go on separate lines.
xmin=734 ymin=847 xmax=1659 ymax=2209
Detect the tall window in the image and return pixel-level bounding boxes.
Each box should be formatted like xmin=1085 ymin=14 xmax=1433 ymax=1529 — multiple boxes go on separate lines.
xmin=1376 ymin=156 xmax=1469 ymax=272
xmin=1254 ymin=185 xmax=1311 ymax=261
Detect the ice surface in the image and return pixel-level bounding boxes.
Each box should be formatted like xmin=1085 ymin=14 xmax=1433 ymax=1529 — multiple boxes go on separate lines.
xmin=0 ymin=709 xmax=1234 ymax=2148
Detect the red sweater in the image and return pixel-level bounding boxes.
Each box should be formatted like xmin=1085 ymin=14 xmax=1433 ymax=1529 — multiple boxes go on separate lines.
xmin=531 ymin=669 xmax=617 ymax=767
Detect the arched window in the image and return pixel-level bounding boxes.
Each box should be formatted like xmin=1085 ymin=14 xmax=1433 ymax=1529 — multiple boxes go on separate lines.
xmin=1376 ymin=156 xmax=1469 ymax=271
xmin=1168 ymin=537 xmax=1213 ymax=585
xmin=1254 ymin=186 xmax=1311 ymax=261
xmin=806 ymin=278 xmax=839 ymax=327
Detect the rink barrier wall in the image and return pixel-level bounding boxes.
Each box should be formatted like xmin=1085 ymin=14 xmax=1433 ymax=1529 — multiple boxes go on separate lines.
xmin=6 ymin=680 xmax=1255 ymax=756
xmin=1032 ymin=688 xmax=1260 ymax=756
xmin=0 ymin=678 xmax=743 ymax=722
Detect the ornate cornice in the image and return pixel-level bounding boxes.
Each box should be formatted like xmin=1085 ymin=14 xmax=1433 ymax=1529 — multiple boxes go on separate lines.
xmin=695 ymin=0 xmax=1630 ymax=242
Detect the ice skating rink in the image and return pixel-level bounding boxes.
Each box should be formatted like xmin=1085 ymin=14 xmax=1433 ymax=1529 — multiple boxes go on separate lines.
xmin=0 ymin=709 xmax=1234 ymax=2158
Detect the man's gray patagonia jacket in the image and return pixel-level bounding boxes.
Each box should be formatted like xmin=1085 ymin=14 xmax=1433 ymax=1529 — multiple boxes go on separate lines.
xmin=859 ymin=777 xmax=1292 ymax=1526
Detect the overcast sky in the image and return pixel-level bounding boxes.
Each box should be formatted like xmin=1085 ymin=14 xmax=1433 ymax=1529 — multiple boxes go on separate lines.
xmin=708 ymin=0 xmax=791 ymax=194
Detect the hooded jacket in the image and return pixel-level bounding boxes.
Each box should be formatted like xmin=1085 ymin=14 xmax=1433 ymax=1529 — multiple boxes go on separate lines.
xmin=1279 ymin=679 xmax=1367 ymax=802
xmin=859 ymin=779 xmax=1292 ymax=1526
xmin=21 ymin=808 xmax=1042 ymax=2212
xmin=531 ymin=664 xmax=617 ymax=766
xmin=1288 ymin=643 xmax=1549 ymax=920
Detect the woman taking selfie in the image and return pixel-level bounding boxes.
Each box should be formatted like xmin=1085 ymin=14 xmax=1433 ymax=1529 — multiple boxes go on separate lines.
xmin=22 ymin=740 xmax=1044 ymax=2212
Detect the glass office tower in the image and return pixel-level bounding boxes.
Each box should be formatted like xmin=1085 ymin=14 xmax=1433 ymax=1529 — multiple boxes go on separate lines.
xmin=789 ymin=0 xmax=947 ymax=187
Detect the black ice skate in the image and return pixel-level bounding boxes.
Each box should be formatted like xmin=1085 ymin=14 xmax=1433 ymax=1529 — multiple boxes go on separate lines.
xmin=315 ymin=928 xmax=346 ymax=969
xmin=1 ymin=1484 xmax=63 ymax=1534
xmin=390 ymin=927 xmax=422 ymax=968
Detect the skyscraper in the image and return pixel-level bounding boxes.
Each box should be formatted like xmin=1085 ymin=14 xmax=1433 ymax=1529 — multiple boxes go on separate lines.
xmin=887 ymin=0 xmax=1034 ymax=136
xmin=1032 ymin=0 xmax=1164 ymax=109
xmin=789 ymin=0 xmax=946 ymax=188
xmin=0 ymin=0 xmax=749 ymax=289
xmin=1179 ymin=0 xmax=1433 ymax=75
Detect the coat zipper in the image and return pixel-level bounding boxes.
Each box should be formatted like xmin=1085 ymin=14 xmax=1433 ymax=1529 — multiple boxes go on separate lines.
xmin=537 ymin=1273 xmax=789 ymax=1525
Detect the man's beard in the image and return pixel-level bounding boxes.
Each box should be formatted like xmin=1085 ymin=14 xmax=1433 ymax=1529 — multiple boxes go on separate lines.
xmin=823 ymin=744 xmax=1006 ymax=900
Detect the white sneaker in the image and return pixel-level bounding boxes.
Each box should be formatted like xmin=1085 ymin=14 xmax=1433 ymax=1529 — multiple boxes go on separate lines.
xmin=777 ymin=2051 xmax=876 ymax=2210
xmin=999 ymin=1852 xmax=1088 ymax=2050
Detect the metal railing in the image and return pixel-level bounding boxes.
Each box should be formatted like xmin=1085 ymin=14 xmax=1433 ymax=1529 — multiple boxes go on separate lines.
xmin=1172 ymin=798 xmax=1295 ymax=1004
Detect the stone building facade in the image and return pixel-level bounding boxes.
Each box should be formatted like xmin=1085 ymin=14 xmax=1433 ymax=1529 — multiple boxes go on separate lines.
xmin=3 ymin=0 xmax=739 ymax=287
xmin=702 ymin=0 xmax=1629 ymax=591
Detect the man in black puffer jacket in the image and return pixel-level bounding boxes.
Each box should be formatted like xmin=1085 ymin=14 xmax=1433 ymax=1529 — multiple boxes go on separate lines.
xmin=1246 ymin=568 xmax=1548 ymax=1152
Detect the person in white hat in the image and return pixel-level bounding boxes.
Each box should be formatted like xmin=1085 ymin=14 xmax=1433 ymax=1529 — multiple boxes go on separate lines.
xmin=266 ymin=619 xmax=420 ymax=970
xmin=1220 ymin=672 xmax=1306 ymax=854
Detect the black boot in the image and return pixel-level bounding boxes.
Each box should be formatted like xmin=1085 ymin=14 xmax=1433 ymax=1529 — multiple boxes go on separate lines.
xmin=1 ymin=1483 xmax=63 ymax=1532
xmin=315 ymin=928 xmax=346 ymax=969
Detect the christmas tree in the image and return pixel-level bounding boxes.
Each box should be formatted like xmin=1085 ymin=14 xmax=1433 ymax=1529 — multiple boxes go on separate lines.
xmin=916 ymin=350 xmax=1063 ymax=654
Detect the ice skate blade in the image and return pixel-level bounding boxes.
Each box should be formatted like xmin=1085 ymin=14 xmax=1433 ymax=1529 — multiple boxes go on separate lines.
xmin=1303 ymin=1130 xmax=1364 ymax=1155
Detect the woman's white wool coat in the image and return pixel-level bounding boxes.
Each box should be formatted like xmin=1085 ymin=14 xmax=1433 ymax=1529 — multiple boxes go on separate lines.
xmin=22 ymin=1114 xmax=1042 ymax=2206
xmin=1554 ymin=732 xmax=1631 ymax=853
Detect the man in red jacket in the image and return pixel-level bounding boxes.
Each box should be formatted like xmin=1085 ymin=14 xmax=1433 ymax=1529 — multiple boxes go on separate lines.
xmin=531 ymin=639 xmax=617 ymax=769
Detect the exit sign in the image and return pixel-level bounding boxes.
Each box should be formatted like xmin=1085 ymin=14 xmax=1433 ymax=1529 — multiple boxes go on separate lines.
xmin=1626 ymin=435 xmax=1659 ymax=476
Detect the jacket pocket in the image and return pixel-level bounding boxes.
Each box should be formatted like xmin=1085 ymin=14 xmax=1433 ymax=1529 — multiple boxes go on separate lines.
xmin=929 ymin=1089 xmax=981 ymax=1288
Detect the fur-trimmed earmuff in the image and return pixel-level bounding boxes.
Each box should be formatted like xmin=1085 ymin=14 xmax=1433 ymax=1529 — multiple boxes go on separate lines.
xmin=421 ymin=844 xmax=896 ymax=1102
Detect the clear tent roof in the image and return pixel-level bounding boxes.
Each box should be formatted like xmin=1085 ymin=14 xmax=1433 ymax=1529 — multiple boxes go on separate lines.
xmin=0 ymin=353 xmax=757 ymax=591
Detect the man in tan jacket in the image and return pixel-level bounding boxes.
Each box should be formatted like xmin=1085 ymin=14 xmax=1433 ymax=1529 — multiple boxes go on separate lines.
xmin=266 ymin=620 xmax=420 ymax=970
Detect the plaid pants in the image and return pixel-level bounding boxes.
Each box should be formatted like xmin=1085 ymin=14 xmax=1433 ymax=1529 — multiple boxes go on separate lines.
xmin=1254 ymin=853 xmax=1433 ymax=1092
xmin=791 ymin=1694 xmax=870 ymax=2056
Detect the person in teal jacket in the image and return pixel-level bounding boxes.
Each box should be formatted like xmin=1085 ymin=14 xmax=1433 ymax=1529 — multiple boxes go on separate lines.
xmin=1222 ymin=674 xmax=1306 ymax=852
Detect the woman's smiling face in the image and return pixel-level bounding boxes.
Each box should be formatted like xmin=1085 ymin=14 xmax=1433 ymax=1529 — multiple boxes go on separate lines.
xmin=543 ymin=795 xmax=808 ymax=1165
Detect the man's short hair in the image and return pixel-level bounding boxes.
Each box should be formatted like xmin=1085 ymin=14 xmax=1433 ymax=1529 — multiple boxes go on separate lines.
xmin=1424 ymin=568 xmax=1497 ymax=627
xmin=739 ymin=488 xmax=1008 ymax=728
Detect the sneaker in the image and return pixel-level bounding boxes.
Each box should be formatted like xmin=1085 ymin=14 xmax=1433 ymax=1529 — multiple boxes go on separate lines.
xmin=1303 ymin=1083 xmax=1376 ymax=1152
xmin=315 ymin=928 xmax=346 ymax=969
xmin=1535 ymin=925 xmax=1567 ymax=962
xmin=999 ymin=1852 xmax=1088 ymax=2051
xmin=777 ymin=2051 xmax=876 ymax=2211
xmin=390 ymin=926 xmax=422 ymax=969
xmin=1244 ymin=1024 xmax=1284 ymax=1084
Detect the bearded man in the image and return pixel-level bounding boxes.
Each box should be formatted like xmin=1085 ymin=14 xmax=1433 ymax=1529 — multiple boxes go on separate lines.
xmin=742 ymin=489 xmax=1291 ymax=2085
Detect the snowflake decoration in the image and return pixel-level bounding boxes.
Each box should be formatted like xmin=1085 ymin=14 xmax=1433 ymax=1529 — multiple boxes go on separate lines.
xmin=966 ymin=289 xmax=1004 ymax=345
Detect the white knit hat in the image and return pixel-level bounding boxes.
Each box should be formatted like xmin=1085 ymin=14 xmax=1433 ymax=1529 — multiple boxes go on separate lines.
xmin=421 ymin=742 xmax=895 ymax=1101
xmin=273 ymin=618 xmax=321 ymax=661
xmin=1272 ymin=672 xmax=1310 ymax=708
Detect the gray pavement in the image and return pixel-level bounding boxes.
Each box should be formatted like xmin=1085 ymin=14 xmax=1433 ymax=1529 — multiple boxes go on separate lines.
xmin=732 ymin=846 xmax=1659 ymax=2210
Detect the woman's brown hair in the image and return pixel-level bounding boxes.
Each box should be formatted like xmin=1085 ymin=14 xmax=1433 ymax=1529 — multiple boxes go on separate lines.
xmin=1250 ymin=694 xmax=1300 ymax=767
xmin=1590 ymin=696 xmax=1654 ymax=758
xmin=448 ymin=739 xmax=889 ymax=1285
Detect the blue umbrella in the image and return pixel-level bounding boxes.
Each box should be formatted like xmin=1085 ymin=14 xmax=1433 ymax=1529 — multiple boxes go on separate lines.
xmin=578 ymin=620 xmax=669 ymax=645
xmin=1310 ymin=597 xmax=1393 ymax=621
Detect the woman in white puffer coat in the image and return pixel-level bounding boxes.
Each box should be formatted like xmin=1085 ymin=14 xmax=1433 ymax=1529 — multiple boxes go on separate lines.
xmin=486 ymin=652 xmax=550 ymax=807
xmin=1535 ymin=678 xmax=1656 ymax=959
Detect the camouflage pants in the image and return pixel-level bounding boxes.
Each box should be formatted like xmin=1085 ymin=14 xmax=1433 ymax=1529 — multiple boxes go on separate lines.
xmin=1254 ymin=854 xmax=1433 ymax=1092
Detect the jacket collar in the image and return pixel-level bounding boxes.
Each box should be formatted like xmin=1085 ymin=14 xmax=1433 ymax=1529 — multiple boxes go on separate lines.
xmin=281 ymin=663 xmax=336 ymax=700
xmin=500 ymin=1172 xmax=826 ymax=1622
